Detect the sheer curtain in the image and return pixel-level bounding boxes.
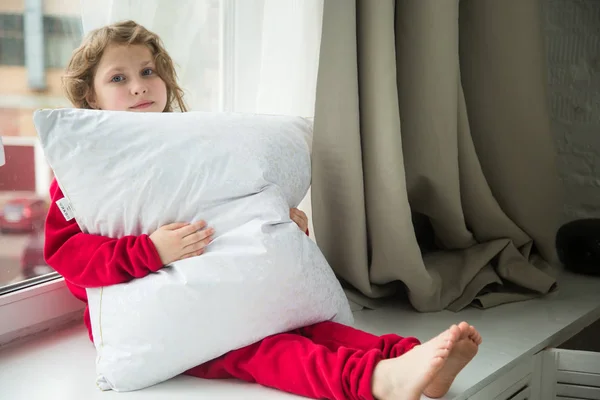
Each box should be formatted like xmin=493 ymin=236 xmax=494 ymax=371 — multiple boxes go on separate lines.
xmin=79 ymin=0 xmax=323 ymax=235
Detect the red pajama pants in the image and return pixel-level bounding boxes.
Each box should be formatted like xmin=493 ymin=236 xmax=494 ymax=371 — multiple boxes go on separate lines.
xmin=184 ymin=321 xmax=420 ymax=400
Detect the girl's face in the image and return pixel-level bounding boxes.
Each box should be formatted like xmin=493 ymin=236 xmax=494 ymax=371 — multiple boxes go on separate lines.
xmin=87 ymin=44 xmax=168 ymax=113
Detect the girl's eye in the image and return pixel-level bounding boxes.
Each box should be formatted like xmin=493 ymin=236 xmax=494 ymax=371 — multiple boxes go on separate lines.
xmin=142 ymin=68 xmax=154 ymax=76
xmin=111 ymin=75 xmax=125 ymax=83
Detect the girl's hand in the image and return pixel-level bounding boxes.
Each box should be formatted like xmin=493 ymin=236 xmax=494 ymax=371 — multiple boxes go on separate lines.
xmin=290 ymin=208 xmax=308 ymax=233
xmin=149 ymin=220 xmax=214 ymax=265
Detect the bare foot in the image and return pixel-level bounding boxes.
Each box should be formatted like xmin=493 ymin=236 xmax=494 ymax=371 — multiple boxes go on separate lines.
xmin=423 ymin=322 xmax=480 ymax=399
xmin=468 ymin=325 xmax=482 ymax=345
xmin=371 ymin=324 xmax=461 ymax=400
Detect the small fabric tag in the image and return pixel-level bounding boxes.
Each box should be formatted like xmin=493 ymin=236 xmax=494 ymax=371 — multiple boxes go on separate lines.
xmin=0 ymin=136 xmax=5 ymax=166
xmin=56 ymin=197 xmax=75 ymax=221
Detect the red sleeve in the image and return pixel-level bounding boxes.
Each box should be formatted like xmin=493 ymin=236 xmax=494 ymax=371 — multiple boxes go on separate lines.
xmin=44 ymin=179 xmax=164 ymax=288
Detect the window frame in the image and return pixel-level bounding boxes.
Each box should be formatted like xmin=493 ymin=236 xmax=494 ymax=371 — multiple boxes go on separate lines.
xmin=0 ymin=278 xmax=84 ymax=347
xmin=0 ymin=9 xmax=87 ymax=342
xmin=0 ymin=135 xmax=72 ymax=346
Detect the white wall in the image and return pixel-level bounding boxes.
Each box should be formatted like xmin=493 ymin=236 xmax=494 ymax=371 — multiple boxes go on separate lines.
xmin=544 ymin=0 xmax=600 ymax=221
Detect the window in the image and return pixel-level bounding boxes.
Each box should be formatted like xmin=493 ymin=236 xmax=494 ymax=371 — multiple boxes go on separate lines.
xmin=0 ymin=1 xmax=82 ymax=299
xmin=0 ymin=14 xmax=25 ymax=66
xmin=0 ymin=13 xmax=82 ymax=68
xmin=44 ymin=16 xmax=83 ymax=68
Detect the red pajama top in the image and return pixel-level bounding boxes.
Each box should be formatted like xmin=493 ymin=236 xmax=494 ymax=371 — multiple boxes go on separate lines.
xmin=43 ymin=179 xmax=309 ymax=342
xmin=44 ymin=179 xmax=164 ymax=341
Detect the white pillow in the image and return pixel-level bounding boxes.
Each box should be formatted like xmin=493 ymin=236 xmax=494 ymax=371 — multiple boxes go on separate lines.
xmin=34 ymin=108 xmax=353 ymax=392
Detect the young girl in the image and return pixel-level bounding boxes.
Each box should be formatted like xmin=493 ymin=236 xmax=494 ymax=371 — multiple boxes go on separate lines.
xmin=45 ymin=20 xmax=482 ymax=400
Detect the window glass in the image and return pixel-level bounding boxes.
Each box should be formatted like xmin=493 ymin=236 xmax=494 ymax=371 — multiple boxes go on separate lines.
xmin=0 ymin=0 xmax=82 ymax=293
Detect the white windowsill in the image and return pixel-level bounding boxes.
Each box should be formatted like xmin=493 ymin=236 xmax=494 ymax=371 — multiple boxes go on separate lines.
xmin=0 ymin=270 xmax=599 ymax=400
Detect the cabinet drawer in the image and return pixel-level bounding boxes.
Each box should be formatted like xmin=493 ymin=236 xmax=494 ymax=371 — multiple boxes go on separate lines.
xmin=508 ymin=385 xmax=530 ymax=400
xmin=467 ymin=356 xmax=534 ymax=400
xmin=556 ymin=383 xmax=600 ymax=399
xmin=543 ymin=349 xmax=600 ymax=400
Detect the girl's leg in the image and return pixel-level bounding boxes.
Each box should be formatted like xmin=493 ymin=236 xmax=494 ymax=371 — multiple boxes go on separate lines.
xmin=185 ymin=325 xmax=463 ymax=400
xmin=297 ymin=321 xmax=420 ymax=358
xmin=185 ymin=332 xmax=382 ymax=400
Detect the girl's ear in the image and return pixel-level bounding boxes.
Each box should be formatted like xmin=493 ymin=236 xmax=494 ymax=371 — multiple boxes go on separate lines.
xmin=86 ymin=91 xmax=98 ymax=109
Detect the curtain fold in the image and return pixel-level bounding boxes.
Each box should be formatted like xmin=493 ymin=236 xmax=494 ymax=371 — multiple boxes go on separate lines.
xmin=313 ymin=0 xmax=561 ymax=312
xmin=459 ymin=0 xmax=561 ymax=264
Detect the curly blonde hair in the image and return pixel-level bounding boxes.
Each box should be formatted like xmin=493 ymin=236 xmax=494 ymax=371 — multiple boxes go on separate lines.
xmin=63 ymin=20 xmax=187 ymax=112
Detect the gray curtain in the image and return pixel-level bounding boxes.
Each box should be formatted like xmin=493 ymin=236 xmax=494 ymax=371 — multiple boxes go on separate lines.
xmin=311 ymin=0 xmax=562 ymax=312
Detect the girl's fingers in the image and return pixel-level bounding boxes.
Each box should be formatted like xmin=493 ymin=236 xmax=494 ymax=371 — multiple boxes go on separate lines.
xmin=181 ymin=248 xmax=205 ymax=260
xmin=176 ymin=220 xmax=207 ymax=237
xmin=291 ymin=215 xmax=307 ymax=232
xmin=291 ymin=209 xmax=308 ymax=224
xmin=183 ymin=236 xmax=212 ymax=252
xmin=182 ymin=228 xmax=214 ymax=246
xmin=162 ymin=222 xmax=189 ymax=231
xmin=291 ymin=214 xmax=302 ymax=227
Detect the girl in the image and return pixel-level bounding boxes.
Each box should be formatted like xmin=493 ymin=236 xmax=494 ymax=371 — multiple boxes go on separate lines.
xmin=45 ymin=20 xmax=482 ymax=400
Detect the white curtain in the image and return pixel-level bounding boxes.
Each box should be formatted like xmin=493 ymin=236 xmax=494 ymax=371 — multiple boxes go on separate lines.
xmin=79 ymin=0 xmax=323 ymax=236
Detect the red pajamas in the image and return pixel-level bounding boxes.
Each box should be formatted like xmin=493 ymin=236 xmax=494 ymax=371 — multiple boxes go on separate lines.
xmin=186 ymin=321 xmax=419 ymax=400
xmin=44 ymin=179 xmax=420 ymax=399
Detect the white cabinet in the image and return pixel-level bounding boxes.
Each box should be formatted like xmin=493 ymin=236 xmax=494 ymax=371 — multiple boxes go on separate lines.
xmin=465 ymin=349 xmax=600 ymax=400
xmin=539 ymin=349 xmax=600 ymax=400
xmin=466 ymin=354 xmax=536 ymax=400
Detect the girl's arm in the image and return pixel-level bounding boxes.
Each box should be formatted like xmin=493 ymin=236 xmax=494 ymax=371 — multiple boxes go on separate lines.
xmin=44 ymin=179 xmax=164 ymax=288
